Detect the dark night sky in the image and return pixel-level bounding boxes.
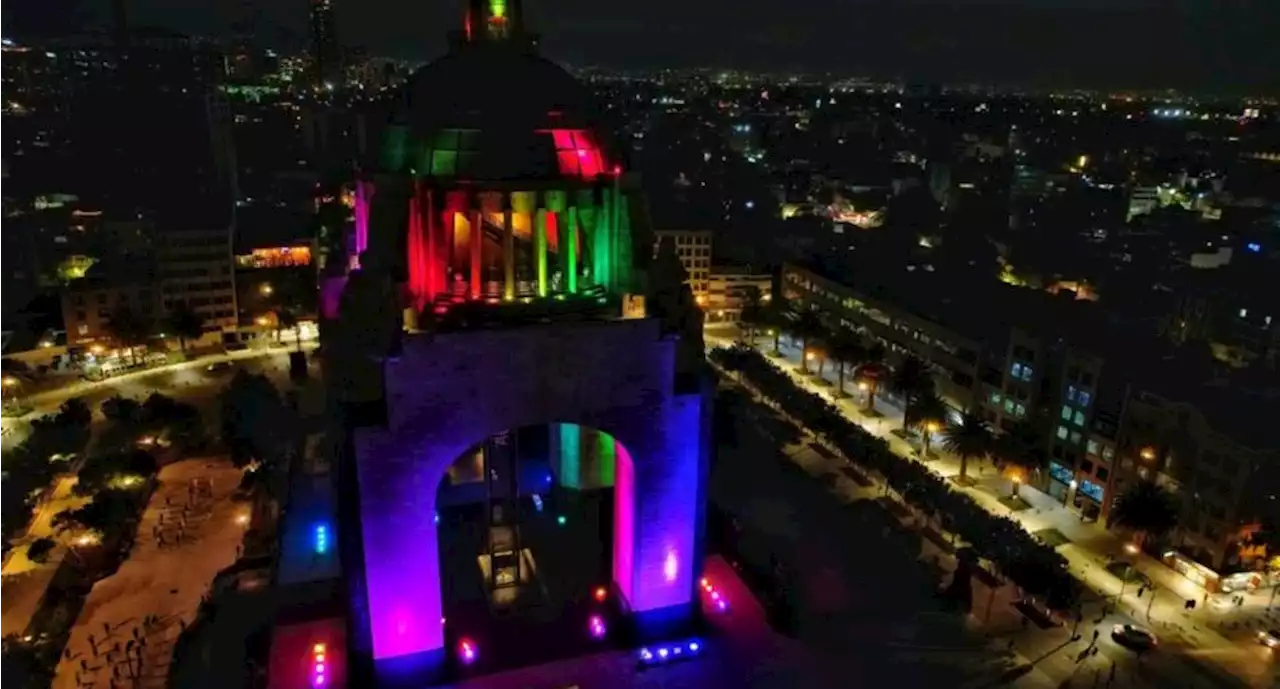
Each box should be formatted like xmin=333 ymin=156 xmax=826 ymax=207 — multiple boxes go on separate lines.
xmin=6 ymin=0 xmax=1278 ymax=92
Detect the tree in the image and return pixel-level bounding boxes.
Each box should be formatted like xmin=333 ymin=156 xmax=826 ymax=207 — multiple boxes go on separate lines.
xmin=26 ymin=537 xmax=55 ymax=563
xmin=763 ymin=302 xmax=787 ymax=356
xmin=101 ymin=395 xmax=142 ymax=426
xmin=941 ymin=409 xmax=994 ymax=483
xmin=52 ymin=489 xmax=139 ymax=537
xmin=75 ymin=449 xmax=156 ymax=495
xmin=2 ymin=636 xmax=59 ymax=689
xmin=906 ymin=390 xmax=949 ymax=455
xmin=58 ymin=398 xmax=92 ymax=429
xmin=853 ymin=342 xmax=888 ymax=411
xmin=277 ymin=307 xmax=303 ymax=351
xmin=891 ymin=354 xmax=933 ymax=428
xmin=737 ymin=286 xmax=766 ymax=345
xmin=1111 ymin=481 xmax=1180 ymax=547
xmin=787 ymin=306 xmax=825 ymax=374
xmin=103 ymin=305 xmax=153 ymax=365
xmin=218 ymin=370 xmax=287 ymax=468
xmin=826 ymin=331 xmax=866 ymax=398
xmin=0 ymin=356 xmax=30 ymax=379
xmin=164 ymin=301 xmax=205 ymax=357
xmin=993 ymin=417 xmax=1047 ymax=495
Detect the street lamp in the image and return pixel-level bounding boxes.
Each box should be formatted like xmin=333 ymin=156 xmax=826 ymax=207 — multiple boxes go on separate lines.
xmin=923 ymin=420 xmax=941 ymax=456
xmin=1139 ymin=446 xmax=1156 ymax=461
xmin=260 ymin=283 xmax=274 ymax=297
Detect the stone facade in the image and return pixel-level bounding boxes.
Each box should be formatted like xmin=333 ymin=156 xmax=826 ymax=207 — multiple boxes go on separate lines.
xmin=353 ymin=317 xmax=707 ymax=677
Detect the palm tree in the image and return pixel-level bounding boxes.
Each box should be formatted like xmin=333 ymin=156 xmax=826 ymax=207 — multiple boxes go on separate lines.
xmin=906 ymin=390 xmax=949 ymax=455
xmin=891 ymin=354 xmax=933 ymax=429
xmin=164 ymin=301 xmax=205 ymax=357
xmin=941 ymin=408 xmax=994 ymax=483
xmin=788 ymin=306 xmax=825 ymax=374
xmin=737 ymin=286 xmax=765 ymax=345
xmin=103 ymin=305 xmax=154 ymax=366
xmin=853 ymin=342 xmax=887 ymax=411
xmin=993 ymin=417 xmax=1047 ymax=495
xmin=1111 ymin=480 xmax=1180 ymax=547
xmin=764 ymin=303 xmax=787 ymax=356
xmin=0 ymin=356 xmax=29 ymax=379
xmin=827 ymin=331 xmax=866 ymax=398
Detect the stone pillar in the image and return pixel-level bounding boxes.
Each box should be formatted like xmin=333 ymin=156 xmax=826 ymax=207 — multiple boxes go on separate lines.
xmin=566 ymin=205 xmax=579 ymax=294
xmin=469 ymin=209 xmax=482 ymax=300
xmin=534 ymin=209 xmax=548 ymax=297
xmin=502 ymin=205 xmax=515 ymax=300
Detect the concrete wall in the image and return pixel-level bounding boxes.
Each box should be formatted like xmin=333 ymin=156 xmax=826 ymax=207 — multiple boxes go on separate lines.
xmin=352 ymin=317 xmax=707 ymax=681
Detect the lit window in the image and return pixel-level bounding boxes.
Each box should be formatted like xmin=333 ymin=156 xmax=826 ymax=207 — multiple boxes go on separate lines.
xmin=1057 ymin=425 xmax=1069 ymax=440
xmin=1061 ymin=405 xmax=1073 ymax=421
xmin=420 ymin=129 xmax=480 ymax=177
xmin=1011 ymin=362 xmax=1023 ymax=379
xmin=544 ymin=129 xmax=605 ymax=178
xmin=1102 ymin=446 xmax=1115 ymax=461
xmin=1015 ymin=403 xmax=1026 ymax=418
xmin=1073 ymin=410 xmax=1086 ymax=426
xmin=989 ymin=391 xmax=1002 ymax=405
xmin=1087 ymin=439 xmax=1099 ymax=456
xmin=1069 ymin=431 xmax=1082 ymax=445
xmin=1066 ymin=385 xmax=1077 ymax=403
xmin=1004 ymin=399 xmax=1015 ymax=414
xmin=1021 ymin=366 xmax=1034 ymax=382
xmin=1077 ymin=390 xmax=1091 ymax=407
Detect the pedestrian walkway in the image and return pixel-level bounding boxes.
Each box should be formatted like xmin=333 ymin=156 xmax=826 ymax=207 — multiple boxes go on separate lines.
xmin=706 ymin=332 xmax=1271 ymax=685
xmin=52 ymin=458 xmax=247 ymax=689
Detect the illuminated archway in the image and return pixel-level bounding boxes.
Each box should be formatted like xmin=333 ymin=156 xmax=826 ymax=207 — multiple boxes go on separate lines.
xmin=351 ymin=318 xmax=709 ymax=680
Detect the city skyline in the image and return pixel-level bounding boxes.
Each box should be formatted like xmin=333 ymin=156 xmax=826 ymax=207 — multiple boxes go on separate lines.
xmin=3 ymin=0 xmax=1278 ymax=94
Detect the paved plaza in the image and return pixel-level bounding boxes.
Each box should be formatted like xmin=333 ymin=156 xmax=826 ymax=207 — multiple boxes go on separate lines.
xmin=51 ymin=458 xmax=247 ymax=689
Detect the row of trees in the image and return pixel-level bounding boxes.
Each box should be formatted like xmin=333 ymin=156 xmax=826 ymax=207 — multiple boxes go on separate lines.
xmin=1 ymin=399 xmax=93 ymax=546
xmin=738 ymin=297 xmax=1046 ymax=485
xmin=713 ymin=344 xmax=1083 ymax=611
xmin=100 ymin=297 xmax=307 ymax=364
xmin=737 ymin=297 xmax=1187 ymax=549
xmin=98 ymin=392 xmax=204 ymax=453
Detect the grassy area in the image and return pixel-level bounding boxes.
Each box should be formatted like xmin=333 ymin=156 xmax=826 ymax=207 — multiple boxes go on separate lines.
xmin=998 ymin=494 xmax=1033 ymax=512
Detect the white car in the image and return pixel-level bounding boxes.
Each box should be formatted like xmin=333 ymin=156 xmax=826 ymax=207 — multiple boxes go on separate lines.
xmin=1258 ymin=629 xmax=1280 ymax=649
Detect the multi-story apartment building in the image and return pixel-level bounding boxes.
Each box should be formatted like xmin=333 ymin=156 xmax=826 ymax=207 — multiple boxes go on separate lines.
xmin=157 ymin=226 xmax=237 ymax=341
xmin=781 ymin=261 xmax=1280 ymax=582
xmin=1108 ymin=383 xmax=1280 ymax=579
xmin=61 ymin=262 xmax=162 ymax=346
xmin=653 ymin=229 xmax=712 ymax=303
xmin=704 ymin=266 xmax=772 ymax=323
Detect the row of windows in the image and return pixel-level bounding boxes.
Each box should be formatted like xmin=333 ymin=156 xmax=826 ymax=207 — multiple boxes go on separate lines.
xmin=1060 ymin=405 xmax=1087 ymax=427
xmin=1065 ymin=384 xmax=1092 ymax=407
xmin=1010 ymin=361 xmax=1034 ymax=382
xmin=170 ymin=279 xmax=233 ymax=292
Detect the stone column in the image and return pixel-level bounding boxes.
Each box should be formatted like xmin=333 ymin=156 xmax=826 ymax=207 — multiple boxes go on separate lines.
xmin=534 ymin=209 xmax=548 ymax=297
xmin=469 ymin=208 xmax=482 ymax=300
xmin=502 ymin=204 xmax=515 ymax=300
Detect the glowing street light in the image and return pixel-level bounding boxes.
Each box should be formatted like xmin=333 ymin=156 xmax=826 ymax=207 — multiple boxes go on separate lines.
xmin=1139 ymin=446 xmax=1156 ymax=461
xmin=259 ymin=283 xmax=274 ymax=296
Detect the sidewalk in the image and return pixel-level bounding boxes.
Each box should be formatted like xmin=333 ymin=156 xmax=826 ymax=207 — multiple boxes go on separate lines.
xmin=707 ymin=332 xmax=1268 ymax=684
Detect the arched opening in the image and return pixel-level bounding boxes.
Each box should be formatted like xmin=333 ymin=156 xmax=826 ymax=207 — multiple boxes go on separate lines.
xmin=434 ymin=422 xmax=633 ymax=673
